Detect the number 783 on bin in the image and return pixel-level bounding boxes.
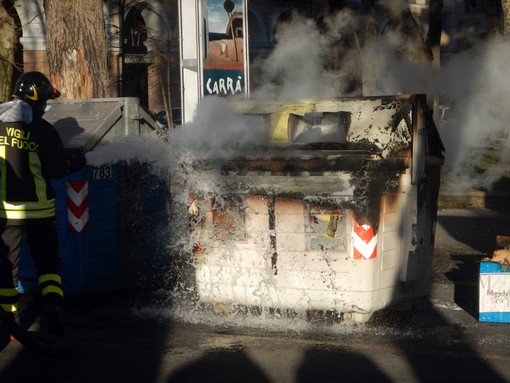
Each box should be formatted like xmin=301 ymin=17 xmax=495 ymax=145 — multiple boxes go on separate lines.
xmin=92 ymin=165 xmax=112 ymax=179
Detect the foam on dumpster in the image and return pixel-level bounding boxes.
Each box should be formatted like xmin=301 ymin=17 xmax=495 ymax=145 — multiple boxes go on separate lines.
xmin=159 ymin=94 xmax=444 ymax=325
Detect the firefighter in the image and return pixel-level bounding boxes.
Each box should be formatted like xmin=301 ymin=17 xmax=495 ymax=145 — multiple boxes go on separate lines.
xmin=0 ymin=71 xmax=86 ymax=343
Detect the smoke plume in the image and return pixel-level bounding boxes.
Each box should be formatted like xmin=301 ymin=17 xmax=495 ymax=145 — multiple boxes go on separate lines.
xmin=89 ymin=8 xmax=510 ymax=195
xmin=248 ymin=10 xmax=510 ymax=194
xmin=437 ymin=38 xmax=510 ymax=192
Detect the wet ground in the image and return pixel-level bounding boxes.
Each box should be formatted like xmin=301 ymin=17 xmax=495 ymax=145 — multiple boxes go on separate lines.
xmin=0 ymin=207 xmax=509 ymax=382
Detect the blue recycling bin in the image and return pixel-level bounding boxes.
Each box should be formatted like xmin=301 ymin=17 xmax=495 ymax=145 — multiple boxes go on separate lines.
xmin=18 ymin=164 xmax=121 ymax=296
xmin=17 ymin=98 xmax=169 ymax=296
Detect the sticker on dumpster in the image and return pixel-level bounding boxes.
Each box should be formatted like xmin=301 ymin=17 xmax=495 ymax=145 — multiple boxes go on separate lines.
xmin=304 ymin=201 xmax=347 ymax=252
xmin=67 ymin=180 xmax=90 ymax=232
xmin=352 ymin=224 xmax=377 ymax=260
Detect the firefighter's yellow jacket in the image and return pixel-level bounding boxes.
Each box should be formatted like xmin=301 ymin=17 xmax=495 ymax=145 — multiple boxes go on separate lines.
xmin=0 ymin=99 xmax=68 ymax=223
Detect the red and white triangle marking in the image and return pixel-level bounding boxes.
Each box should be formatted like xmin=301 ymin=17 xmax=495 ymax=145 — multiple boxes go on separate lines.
xmin=67 ymin=180 xmax=89 ymax=232
xmin=352 ymin=224 xmax=377 ymax=260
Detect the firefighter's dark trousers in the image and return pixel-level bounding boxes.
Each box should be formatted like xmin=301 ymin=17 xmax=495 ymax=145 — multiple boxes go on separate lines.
xmin=0 ymin=220 xmax=64 ymax=315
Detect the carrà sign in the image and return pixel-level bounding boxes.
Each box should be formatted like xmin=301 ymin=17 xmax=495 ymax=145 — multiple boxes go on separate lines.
xmin=205 ymin=71 xmax=244 ymax=96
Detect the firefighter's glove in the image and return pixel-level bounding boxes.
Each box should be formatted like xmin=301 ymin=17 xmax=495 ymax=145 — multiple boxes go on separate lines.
xmin=66 ymin=154 xmax=87 ymax=174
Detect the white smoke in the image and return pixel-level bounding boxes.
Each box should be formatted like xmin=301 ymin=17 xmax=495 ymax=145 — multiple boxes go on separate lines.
xmin=86 ymin=8 xmax=510 ymax=195
xmin=85 ymin=133 xmax=173 ymax=178
xmin=435 ymin=38 xmax=510 ymax=192
xmin=248 ymin=10 xmax=510 ymax=194
xmin=251 ymin=9 xmax=362 ymax=100
xmin=169 ymin=96 xmax=267 ymax=155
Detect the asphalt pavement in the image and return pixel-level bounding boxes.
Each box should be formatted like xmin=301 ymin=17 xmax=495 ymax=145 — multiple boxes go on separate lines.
xmin=0 ymin=206 xmax=509 ymax=383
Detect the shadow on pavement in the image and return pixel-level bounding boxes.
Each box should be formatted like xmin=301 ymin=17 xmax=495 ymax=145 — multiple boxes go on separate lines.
xmin=295 ymin=345 xmax=392 ymax=382
xmin=167 ymin=346 xmax=271 ymax=383
xmin=370 ymin=298 xmax=508 ymax=382
xmin=0 ymin=291 xmax=173 ymax=383
xmin=1 ymin=290 xmax=508 ymax=383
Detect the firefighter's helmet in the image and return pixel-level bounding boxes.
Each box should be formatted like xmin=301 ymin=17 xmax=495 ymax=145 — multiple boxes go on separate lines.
xmin=13 ymin=71 xmax=61 ymax=107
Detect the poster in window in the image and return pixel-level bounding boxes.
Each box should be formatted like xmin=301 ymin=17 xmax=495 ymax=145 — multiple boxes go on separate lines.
xmin=203 ymin=0 xmax=245 ymax=96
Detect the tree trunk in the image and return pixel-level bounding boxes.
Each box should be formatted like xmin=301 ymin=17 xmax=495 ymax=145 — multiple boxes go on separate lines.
xmin=44 ymin=0 xmax=109 ymax=98
xmin=0 ymin=5 xmax=16 ymax=101
xmin=502 ymin=0 xmax=510 ymax=36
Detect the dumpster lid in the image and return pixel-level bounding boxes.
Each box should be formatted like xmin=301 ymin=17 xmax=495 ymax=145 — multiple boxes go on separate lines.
xmin=44 ymin=98 xmax=160 ymax=152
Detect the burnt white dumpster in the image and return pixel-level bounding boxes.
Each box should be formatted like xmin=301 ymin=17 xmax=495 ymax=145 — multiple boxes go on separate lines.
xmin=179 ymin=94 xmax=444 ymax=323
xmin=18 ymin=98 xmax=168 ymax=296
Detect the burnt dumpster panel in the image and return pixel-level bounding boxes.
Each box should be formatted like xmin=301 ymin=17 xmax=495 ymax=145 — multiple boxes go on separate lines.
xmin=181 ymin=94 xmax=444 ymax=323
